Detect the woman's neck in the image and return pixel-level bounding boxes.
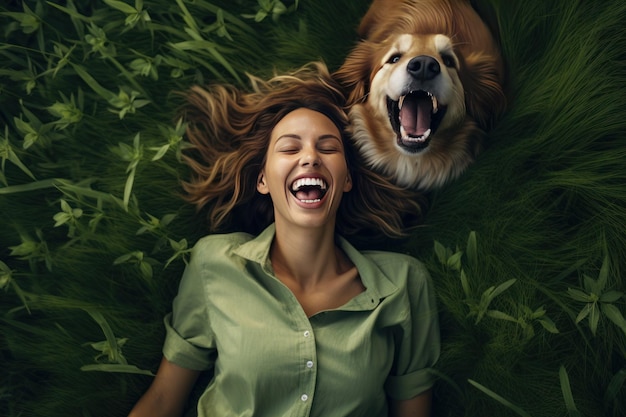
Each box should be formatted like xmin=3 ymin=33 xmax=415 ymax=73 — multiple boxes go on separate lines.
xmin=271 ymin=223 xmax=346 ymax=289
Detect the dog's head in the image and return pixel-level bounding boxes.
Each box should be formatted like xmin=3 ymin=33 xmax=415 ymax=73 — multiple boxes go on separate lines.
xmin=335 ymin=0 xmax=506 ymax=189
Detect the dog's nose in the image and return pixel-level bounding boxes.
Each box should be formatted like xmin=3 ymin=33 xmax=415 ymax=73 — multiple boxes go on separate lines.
xmin=407 ymin=56 xmax=440 ymax=80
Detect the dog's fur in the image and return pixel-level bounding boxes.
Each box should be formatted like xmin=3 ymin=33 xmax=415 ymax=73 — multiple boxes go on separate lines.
xmin=334 ymin=0 xmax=506 ymax=190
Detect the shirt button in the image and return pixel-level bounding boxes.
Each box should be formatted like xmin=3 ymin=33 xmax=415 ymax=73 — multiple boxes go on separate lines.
xmin=306 ymin=360 xmax=314 ymax=368
xmin=301 ymin=394 xmax=308 ymax=402
xmin=303 ymin=330 xmax=310 ymax=337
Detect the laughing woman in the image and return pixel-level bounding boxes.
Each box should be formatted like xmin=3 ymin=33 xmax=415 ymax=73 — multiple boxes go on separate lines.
xmin=127 ymin=62 xmax=440 ymax=417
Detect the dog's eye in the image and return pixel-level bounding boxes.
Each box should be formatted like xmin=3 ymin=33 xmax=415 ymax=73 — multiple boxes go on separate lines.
xmin=387 ymin=54 xmax=402 ymax=64
xmin=441 ymin=54 xmax=456 ymax=68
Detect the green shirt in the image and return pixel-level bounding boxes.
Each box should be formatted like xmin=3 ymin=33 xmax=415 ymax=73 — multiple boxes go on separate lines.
xmin=163 ymin=224 xmax=440 ymax=417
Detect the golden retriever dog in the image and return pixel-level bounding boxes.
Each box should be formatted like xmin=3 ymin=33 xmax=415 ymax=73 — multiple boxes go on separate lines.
xmin=334 ymin=0 xmax=506 ymax=190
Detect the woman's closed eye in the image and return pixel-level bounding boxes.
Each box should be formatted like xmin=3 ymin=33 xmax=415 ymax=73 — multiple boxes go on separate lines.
xmin=317 ymin=137 xmax=343 ymax=153
xmin=275 ymin=137 xmax=301 ymax=153
xmin=318 ymin=145 xmax=341 ymax=153
xmin=277 ymin=146 xmax=300 ymax=154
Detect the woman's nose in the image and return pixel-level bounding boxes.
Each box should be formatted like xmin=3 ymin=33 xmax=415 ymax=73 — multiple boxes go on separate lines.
xmin=300 ymin=148 xmax=321 ymax=166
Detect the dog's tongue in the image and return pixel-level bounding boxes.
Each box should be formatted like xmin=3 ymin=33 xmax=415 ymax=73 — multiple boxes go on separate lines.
xmin=400 ymin=95 xmax=432 ymax=137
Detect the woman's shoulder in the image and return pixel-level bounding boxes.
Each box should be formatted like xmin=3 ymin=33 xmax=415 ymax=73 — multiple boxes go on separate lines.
xmin=359 ymin=250 xmax=435 ymax=309
xmin=358 ymin=249 xmax=430 ymax=285
xmin=192 ymin=231 xmax=254 ymax=256
xmin=339 ymin=237 xmax=429 ymax=281
xmin=361 ymin=249 xmax=426 ymax=268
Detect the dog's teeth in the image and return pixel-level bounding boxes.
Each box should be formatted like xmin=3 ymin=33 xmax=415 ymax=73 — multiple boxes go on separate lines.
xmin=399 ymin=95 xmax=405 ymax=109
xmin=432 ymin=95 xmax=438 ymax=114
xmin=400 ymin=128 xmax=432 ymax=143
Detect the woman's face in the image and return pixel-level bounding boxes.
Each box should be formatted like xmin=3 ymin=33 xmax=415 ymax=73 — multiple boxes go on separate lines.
xmin=257 ymin=108 xmax=352 ymax=231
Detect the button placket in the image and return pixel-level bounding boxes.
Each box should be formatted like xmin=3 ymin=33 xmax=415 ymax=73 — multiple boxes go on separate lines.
xmin=298 ymin=326 xmax=315 ymax=410
xmin=303 ymin=330 xmax=314 ymax=370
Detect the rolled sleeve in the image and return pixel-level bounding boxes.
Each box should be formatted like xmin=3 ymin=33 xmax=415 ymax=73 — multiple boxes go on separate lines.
xmin=385 ymin=367 xmax=436 ymax=399
xmin=161 ymin=239 xmax=218 ymax=371
xmin=163 ymin=312 xmax=215 ymax=370
xmin=385 ymin=259 xmax=441 ymax=400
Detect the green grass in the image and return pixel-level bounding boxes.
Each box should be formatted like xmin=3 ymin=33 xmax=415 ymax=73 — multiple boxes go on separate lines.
xmin=1 ymin=1 xmax=625 ymax=416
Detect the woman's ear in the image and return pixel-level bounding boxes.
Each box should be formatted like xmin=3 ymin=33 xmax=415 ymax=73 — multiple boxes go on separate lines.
xmin=343 ymin=173 xmax=353 ymax=192
xmin=257 ymin=171 xmax=269 ymax=194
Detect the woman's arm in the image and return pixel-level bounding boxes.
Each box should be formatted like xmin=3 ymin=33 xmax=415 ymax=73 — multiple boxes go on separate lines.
xmin=390 ymin=390 xmax=432 ymax=417
xmin=128 ymin=356 xmax=201 ymax=417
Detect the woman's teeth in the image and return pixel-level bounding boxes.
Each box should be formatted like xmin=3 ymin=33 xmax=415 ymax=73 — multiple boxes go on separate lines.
xmin=291 ymin=177 xmax=328 ymax=203
xmin=291 ymin=177 xmax=327 ymax=191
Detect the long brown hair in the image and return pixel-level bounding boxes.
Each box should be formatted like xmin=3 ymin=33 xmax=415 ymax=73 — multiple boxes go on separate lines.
xmin=180 ymin=62 xmax=424 ymax=240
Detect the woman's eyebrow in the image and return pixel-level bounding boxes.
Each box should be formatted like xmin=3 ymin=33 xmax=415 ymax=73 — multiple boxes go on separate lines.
xmin=319 ymin=134 xmax=341 ymax=141
xmin=275 ymin=134 xmax=301 ymax=142
xmin=275 ymin=134 xmax=341 ymax=142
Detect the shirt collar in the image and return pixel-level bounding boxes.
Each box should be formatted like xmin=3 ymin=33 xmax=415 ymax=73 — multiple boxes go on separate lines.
xmin=233 ymin=223 xmax=398 ymax=303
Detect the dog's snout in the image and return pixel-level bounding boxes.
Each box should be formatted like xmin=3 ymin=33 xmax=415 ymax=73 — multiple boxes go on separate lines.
xmin=407 ymin=56 xmax=440 ymax=80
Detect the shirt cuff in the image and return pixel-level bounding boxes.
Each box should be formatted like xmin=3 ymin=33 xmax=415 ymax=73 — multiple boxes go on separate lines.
xmin=385 ymin=367 xmax=436 ymax=400
xmin=162 ymin=313 xmax=215 ymax=371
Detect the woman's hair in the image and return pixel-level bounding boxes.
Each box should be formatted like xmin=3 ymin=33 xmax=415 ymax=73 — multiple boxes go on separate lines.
xmin=180 ymin=61 xmax=425 ymax=240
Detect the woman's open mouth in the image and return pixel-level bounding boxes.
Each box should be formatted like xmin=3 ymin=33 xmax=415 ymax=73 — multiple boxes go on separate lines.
xmin=290 ymin=177 xmax=328 ymax=203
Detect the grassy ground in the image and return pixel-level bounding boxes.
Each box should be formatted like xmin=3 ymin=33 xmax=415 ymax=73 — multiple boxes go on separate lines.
xmin=1 ymin=1 xmax=625 ymax=416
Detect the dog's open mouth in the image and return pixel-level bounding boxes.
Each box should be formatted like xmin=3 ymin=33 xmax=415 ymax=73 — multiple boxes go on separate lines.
xmin=290 ymin=177 xmax=328 ymax=203
xmin=387 ymin=90 xmax=446 ymax=153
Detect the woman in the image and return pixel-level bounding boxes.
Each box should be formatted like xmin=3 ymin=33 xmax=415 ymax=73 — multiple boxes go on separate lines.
xmin=128 ymin=62 xmax=439 ymax=417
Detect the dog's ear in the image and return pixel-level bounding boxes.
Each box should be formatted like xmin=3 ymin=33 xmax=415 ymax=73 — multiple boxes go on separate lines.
xmin=450 ymin=0 xmax=507 ymax=130
xmin=357 ymin=0 xmax=410 ymax=39
xmin=333 ymin=42 xmax=376 ymax=106
xmin=460 ymin=52 xmax=507 ymax=130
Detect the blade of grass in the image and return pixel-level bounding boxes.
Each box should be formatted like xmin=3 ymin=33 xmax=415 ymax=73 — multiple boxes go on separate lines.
xmin=71 ymin=63 xmax=116 ymax=102
xmin=0 ymin=178 xmax=62 ymax=194
xmin=55 ymin=180 xmax=123 ymax=206
xmin=559 ymin=365 xmax=582 ymax=417
xmin=46 ymin=1 xmax=92 ymax=22
xmin=168 ymin=39 xmax=241 ymax=83
xmin=603 ymin=369 xmax=626 ymax=411
xmin=80 ymin=363 xmax=154 ymax=376
xmin=468 ymin=379 xmax=533 ymax=417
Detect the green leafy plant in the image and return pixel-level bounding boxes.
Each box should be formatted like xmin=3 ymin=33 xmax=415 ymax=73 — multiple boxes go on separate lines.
xmin=0 ymin=261 xmax=30 ymax=313
xmin=150 ymin=118 xmax=190 ymax=162
xmin=46 ymin=90 xmax=84 ymax=130
xmin=0 ymin=125 xmax=36 ymax=185
xmin=52 ymin=199 xmax=84 ymax=238
xmin=136 ymin=212 xmax=177 ymax=236
xmin=243 ymin=0 xmax=299 ymax=22
xmin=110 ymin=132 xmax=144 ymax=210
xmin=464 ymin=276 xmax=517 ymax=325
xmin=2 ymin=1 xmax=44 ymax=49
xmin=81 ymin=309 xmax=154 ymax=376
xmin=9 ymin=229 xmax=52 ymax=272
xmin=14 ymin=100 xmax=56 ymax=149
xmin=108 ymin=87 xmax=151 ymax=119
xmin=164 ymin=238 xmax=191 ymax=269
xmin=435 ymin=232 xmax=518 ymax=325
xmin=103 ymin=0 xmax=151 ymax=30
xmin=128 ymin=53 xmax=163 ymax=80
xmin=567 ymin=255 xmax=626 ymax=336
xmin=113 ymin=250 xmax=159 ymax=281
xmin=486 ymin=304 xmax=559 ymax=339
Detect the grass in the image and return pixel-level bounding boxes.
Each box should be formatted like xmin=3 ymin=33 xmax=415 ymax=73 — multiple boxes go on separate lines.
xmin=1 ymin=0 xmax=625 ymax=416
